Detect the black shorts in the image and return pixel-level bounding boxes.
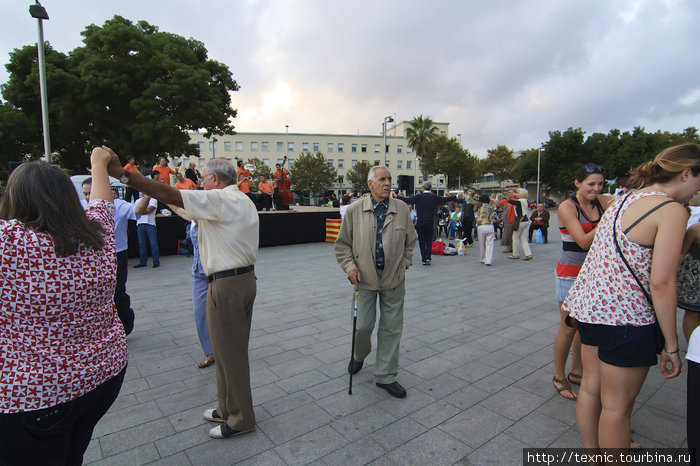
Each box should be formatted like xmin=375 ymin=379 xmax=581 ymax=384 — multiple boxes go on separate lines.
xmin=577 ymin=321 xmax=658 ymax=367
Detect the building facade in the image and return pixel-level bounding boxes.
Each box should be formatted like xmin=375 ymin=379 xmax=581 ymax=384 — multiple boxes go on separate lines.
xmin=184 ymin=121 xmax=450 ymax=194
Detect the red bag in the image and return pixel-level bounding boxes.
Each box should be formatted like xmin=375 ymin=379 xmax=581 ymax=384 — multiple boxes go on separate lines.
xmin=431 ymin=240 xmax=444 ymax=256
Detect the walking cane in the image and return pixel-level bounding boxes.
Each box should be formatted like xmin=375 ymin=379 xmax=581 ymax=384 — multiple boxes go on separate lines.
xmin=348 ymin=285 xmax=358 ymax=395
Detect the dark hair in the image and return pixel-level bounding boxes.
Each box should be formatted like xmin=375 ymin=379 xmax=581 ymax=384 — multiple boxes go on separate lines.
xmin=628 ymin=144 xmax=700 ymax=188
xmin=479 ymin=194 xmax=490 ymax=203
xmin=574 ymin=164 xmax=605 ymax=183
xmin=341 ymin=195 xmax=351 ymax=205
xmin=0 ymin=162 xmax=105 ymax=256
xmin=82 ymin=177 xmax=92 ymax=186
xmin=237 ymin=160 xmax=244 ymax=168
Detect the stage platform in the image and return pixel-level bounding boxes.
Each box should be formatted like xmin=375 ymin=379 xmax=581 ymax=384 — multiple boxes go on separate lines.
xmin=127 ymin=205 xmax=341 ymax=258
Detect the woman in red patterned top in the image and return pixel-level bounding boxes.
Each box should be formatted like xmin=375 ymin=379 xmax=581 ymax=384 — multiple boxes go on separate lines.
xmin=0 ymin=147 xmax=128 ymax=465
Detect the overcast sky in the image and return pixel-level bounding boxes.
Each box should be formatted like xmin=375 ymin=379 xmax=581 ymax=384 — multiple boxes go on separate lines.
xmin=2 ymin=0 xmax=699 ymax=157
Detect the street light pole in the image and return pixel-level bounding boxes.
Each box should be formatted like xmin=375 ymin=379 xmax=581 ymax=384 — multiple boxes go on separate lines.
xmin=29 ymin=1 xmax=51 ymax=163
xmin=536 ymin=147 xmax=542 ymax=205
xmin=457 ymin=133 xmax=462 ymax=147
xmin=383 ymin=115 xmax=394 ymax=168
xmin=212 ymin=137 xmax=217 ymax=158
xmin=285 ymin=125 xmax=289 ymax=161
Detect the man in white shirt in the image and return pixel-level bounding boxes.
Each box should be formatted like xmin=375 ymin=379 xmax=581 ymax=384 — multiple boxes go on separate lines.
xmin=105 ymin=149 xmax=259 ymax=439
xmin=134 ymin=195 xmax=159 ymax=268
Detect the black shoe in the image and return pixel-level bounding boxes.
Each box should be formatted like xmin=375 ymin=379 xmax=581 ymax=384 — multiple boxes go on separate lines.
xmin=426 ymin=259 xmax=431 ymax=266
xmin=348 ymin=358 xmax=363 ymax=374
xmin=376 ymin=381 xmax=406 ymax=398
xmin=153 ymin=264 xmax=160 ymax=268
xmin=134 ymin=264 xmax=147 ymax=268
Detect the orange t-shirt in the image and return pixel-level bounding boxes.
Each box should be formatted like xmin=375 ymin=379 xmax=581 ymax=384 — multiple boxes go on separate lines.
xmin=123 ymin=162 xmax=138 ymax=187
xmin=175 ymin=178 xmax=197 ymax=190
xmin=237 ymin=168 xmax=252 ymax=194
xmin=258 ymin=181 xmax=273 ymax=194
xmin=152 ymin=165 xmax=176 ymax=184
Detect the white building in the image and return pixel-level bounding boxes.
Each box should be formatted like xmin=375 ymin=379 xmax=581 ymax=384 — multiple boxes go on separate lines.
xmin=184 ymin=121 xmax=450 ymax=194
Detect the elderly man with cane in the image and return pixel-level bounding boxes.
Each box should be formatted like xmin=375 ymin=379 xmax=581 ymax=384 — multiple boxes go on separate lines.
xmin=335 ymin=166 xmax=417 ymax=398
xmin=103 ymin=147 xmax=259 ymax=439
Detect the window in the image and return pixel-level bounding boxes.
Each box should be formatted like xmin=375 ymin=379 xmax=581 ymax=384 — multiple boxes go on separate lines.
xmin=328 ymin=143 xmax=334 ymax=153
xmin=338 ymin=143 xmax=344 ymax=153
xmin=361 ymin=144 xmax=367 ymax=153
xmin=224 ymin=141 xmax=232 ymax=151
xmin=251 ymin=142 xmax=258 ymax=151
xmin=328 ymin=160 xmax=334 ymax=167
xmin=397 ymin=160 xmax=402 ymax=169
xmin=338 ymin=176 xmax=344 ymax=184
xmin=406 ymin=160 xmax=412 ymax=169
xmin=302 ymin=142 xmax=309 ymax=151
xmin=288 ymin=142 xmax=294 ymax=152
xmin=262 ymin=158 xmax=270 ymax=166
xmin=198 ymin=142 xmax=205 ymax=152
xmin=235 ymin=141 xmax=243 ymax=151
xmin=374 ymin=144 xmax=380 ymax=153
xmin=374 ymin=160 xmax=379 ymax=166
xmin=313 ymin=143 xmax=319 ymax=152
xmin=352 ymin=160 xmax=357 ymax=167
xmin=352 ymin=144 xmax=357 ymax=152
xmin=397 ymin=145 xmax=402 ymax=154
xmin=407 ymin=146 xmax=412 ymax=154
xmin=277 ymin=159 xmax=284 ymax=164
xmin=338 ymin=159 xmax=344 ymax=168
xmin=287 ymin=159 xmax=294 ymax=168
xmin=262 ymin=142 xmax=269 ymax=152
xmin=277 ymin=142 xmax=283 ymax=151
xmin=198 ymin=159 xmax=205 ymax=168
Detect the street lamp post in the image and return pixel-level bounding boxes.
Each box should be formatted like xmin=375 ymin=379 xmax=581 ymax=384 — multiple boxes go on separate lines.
xmin=285 ymin=125 xmax=289 ymax=160
xmin=457 ymin=133 xmax=462 ymax=147
xmin=212 ymin=137 xmax=217 ymax=158
xmin=29 ymin=1 xmax=51 ymax=163
xmin=536 ymin=146 xmax=543 ymax=205
xmin=383 ymin=115 xmax=394 ymax=168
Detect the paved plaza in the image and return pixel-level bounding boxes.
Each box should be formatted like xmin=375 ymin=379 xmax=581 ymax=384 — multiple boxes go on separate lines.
xmin=85 ymin=215 xmax=688 ymax=465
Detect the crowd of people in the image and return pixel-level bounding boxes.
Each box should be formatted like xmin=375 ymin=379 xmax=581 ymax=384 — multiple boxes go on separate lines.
xmin=0 ymin=143 xmax=698 ymax=464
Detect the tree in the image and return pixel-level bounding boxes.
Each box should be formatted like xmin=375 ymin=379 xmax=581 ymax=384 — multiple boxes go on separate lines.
xmin=541 ymin=128 xmax=587 ymax=193
xmin=428 ymin=135 xmax=480 ymax=188
xmin=289 ymin=151 xmax=337 ymax=204
xmin=481 ymin=144 xmax=515 ymax=183
xmin=0 ymin=102 xmax=41 ymax=178
xmin=1 ymin=15 xmax=239 ymax=173
xmin=405 ymin=115 xmax=439 ymax=180
xmin=512 ymin=149 xmax=539 ymax=185
xmin=346 ymin=160 xmax=372 ymax=194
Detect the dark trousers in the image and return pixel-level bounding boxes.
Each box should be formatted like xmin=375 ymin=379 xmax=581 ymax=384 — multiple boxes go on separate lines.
xmin=115 ymin=250 xmax=135 ymax=335
xmin=416 ymin=218 xmax=433 ymax=262
xmin=124 ymin=187 xmax=139 ymax=203
xmin=0 ymin=366 xmax=126 ymax=466
xmin=528 ymin=223 xmax=548 ymax=242
xmin=689 ymin=360 xmax=700 ymax=464
xmin=257 ymin=193 xmax=272 ymax=210
xmin=462 ymin=220 xmax=474 ymax=244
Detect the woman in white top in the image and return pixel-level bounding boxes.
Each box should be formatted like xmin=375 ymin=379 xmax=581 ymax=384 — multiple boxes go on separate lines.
xmin=564 ymin=144 xmax=700 ymax=452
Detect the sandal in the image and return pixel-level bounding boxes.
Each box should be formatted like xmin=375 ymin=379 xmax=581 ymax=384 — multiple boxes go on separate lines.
xmin=198 ymin=354 xmax=215 ymax=368
xmin=567 ymin=372 xmax=582 ymax=385
xmin=553 ymin=376 xmax=577 ymax=400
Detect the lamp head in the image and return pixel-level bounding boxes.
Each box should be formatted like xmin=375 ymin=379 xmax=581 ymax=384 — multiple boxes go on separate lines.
xmin=29 ymin=2 xmax=49 ymax=19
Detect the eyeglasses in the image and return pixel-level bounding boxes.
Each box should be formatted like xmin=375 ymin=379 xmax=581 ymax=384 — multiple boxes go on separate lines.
xmin=584 ymin=164 xmax=605 ymax=173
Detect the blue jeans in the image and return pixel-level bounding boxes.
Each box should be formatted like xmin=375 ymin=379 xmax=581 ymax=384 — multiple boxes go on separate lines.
xmin=192 ymin=272 xmax=212 ymax=356
xmin=137 ymin=224 xmax=159 ymax=266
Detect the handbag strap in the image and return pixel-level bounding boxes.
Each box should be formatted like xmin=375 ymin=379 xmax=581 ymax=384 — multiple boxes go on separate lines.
xmin=612 ymin=193 xmax=653 ymax=306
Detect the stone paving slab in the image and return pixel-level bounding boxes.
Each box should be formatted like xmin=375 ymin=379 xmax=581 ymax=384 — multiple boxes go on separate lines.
xmin=86 ymin=215 xmax=688 ymax=465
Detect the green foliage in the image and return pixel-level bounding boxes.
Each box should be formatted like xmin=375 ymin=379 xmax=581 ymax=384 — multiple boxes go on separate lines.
xmin=247 ymin=157 xmax=272 ymax=180
xmin=346 ymin=160 xmax=372 ymax=193
xmin=0 ymin=102 xmax=41 ymax=178
xmin=406 ymin=115 xmax=439 ymax=180
xmin=428 ymin=135 xmax=480 ymax=188
xmin=1 ymin=15 xmax=239 ymax=173
xmin=289 ymin=152 xmax=337 ymax=200
xmin=512 ymin=149 xmax=539 ymax=185
xmin=481 ymin=144 xmax=515 ymax=182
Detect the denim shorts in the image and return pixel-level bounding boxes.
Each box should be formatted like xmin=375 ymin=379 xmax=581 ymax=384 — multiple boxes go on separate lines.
xmin=555 ymin=277 xmax=575 ymax=303
xmin=577 ymin=321 xmax=658 ymax=367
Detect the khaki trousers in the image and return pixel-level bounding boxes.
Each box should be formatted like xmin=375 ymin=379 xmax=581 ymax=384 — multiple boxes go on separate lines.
xmin=353 ymin=274 xmax=405 ymax=384
xmin=206 ymin=271 xmax=256 ymax=431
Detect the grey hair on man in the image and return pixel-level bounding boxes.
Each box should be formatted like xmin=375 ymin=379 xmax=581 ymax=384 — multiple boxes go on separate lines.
xmin=206 ymin=159 xmax=237 ymax=185
xmin=367 ymin=165 xmax=389 ymax=182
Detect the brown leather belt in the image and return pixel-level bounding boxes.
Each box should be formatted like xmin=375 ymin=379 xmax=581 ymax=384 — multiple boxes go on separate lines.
xmin=206 ymin=265 xmax=254 ymax=283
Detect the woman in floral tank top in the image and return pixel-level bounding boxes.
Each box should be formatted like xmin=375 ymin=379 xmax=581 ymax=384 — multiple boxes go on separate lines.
xmin=563 ymin=144 xmax=700 ymax=453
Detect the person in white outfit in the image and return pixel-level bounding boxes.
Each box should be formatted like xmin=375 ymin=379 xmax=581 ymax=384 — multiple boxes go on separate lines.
xmin=508 ymin=188 xmax=533 ymax=260
xmin=476 ymin=194 xmax=495 ymax=266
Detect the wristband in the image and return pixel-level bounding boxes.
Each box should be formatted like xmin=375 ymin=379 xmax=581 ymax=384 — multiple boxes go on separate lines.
xmin=664 ymin=348 xmax=680 ymax=355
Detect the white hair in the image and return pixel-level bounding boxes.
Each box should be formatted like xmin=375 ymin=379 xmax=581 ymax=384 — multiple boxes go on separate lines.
xmin=367 ymin=165 xmax=390 ymax=182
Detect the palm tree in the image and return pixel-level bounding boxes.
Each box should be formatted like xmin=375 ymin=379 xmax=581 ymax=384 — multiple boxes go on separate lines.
xmin=405 ymin=115 xmax=439 ymax=181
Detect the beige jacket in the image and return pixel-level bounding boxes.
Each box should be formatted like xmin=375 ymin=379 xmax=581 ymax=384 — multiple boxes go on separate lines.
xmin=335 ymin=196 xmax=417 ymax=291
